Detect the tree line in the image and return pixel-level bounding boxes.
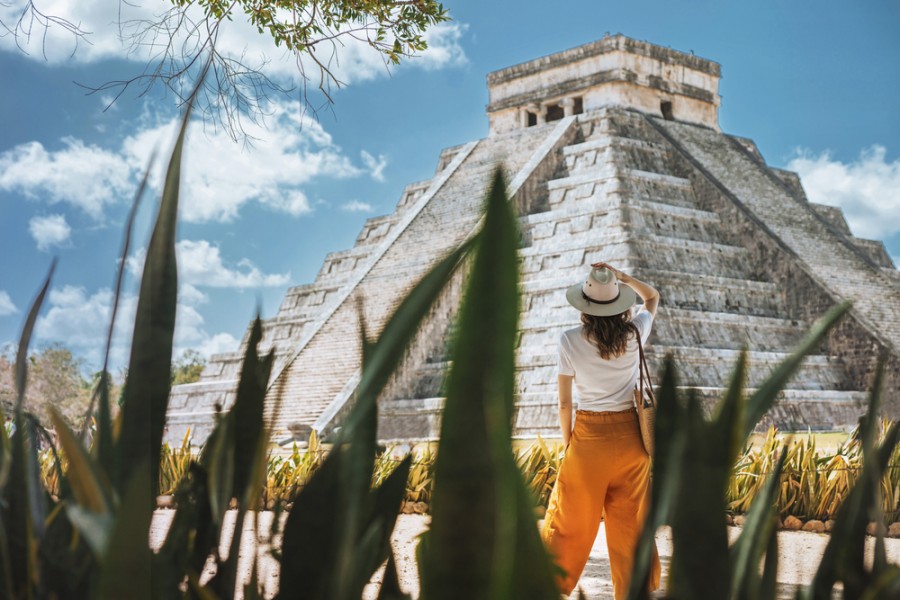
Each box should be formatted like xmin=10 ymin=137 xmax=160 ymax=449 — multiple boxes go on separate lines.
xmin=0 ymin=345 xmax=206 ymax=429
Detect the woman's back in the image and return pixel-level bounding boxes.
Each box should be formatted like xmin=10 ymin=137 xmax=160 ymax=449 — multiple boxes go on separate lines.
xmin=557 ymin=307 xmax=653 ymax=412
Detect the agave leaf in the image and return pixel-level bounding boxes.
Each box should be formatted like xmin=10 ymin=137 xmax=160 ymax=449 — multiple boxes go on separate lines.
xmin=809 ymin=356 xmax=900 ymax=600
xmin=82 ymin=157 xmax=153 ymax=479
xmin=377 ymin=552 xmax=411 ymax=600
xmin=730 ymin=447 xmax=787 ymax=600
xmin=14 ymin=260 xmax=56 ymax=413
xmin=49 ymin=408 xmax=112 ymax=514
xmin=277 ymin=206 xmax=474 ymax=599
xmin=96 ymin=460 xmax=153 ymax=600
xmin=670 ymin=347 xmax=749 ymax=599
xmin=3 ymin=263 xmax=55 ymax=595
xmin=666 ymin=390 xmax=732 ymax=599
xmin=210 ymin=428 xmax=271 ymax=599
xmin=5 ymin=419 xmax=41 ymax=595
xmin=421 ymin=169 xmax=557 ymax=600
xmin=338 ymin=236 xmax=474 ymax=443
xmin=743 ymin=301 xmax=850 ymax=439
xmin=0 ymin=517 xmax=13 ymax=599
xmin=627 ymin=357 xmax=683 ymax=600
xmin=330 ymin=313 xmax=380 ymax=600
xmin=859 ymin=567 xmax=900 ymax=600
xmin=205 ymin=413 xmax=236 ymax=527
xmin=0 ymin=406 xmax=10 ymax=493
xmin=203 ymin=324 xmax=273 ymax=596
xmin=188 ymin=572 xmax=223 ymax=600
xmin=713 ymin=349 xmax=748 ymax=470
xmin=350 ymin=454 xmax=413 ymax=594
xmin=276 ymin=445 xmax=344 ymax=599
xmin=244 ymin=551 xmax=263 ymax=600
xmin=64 ymin=505 xmax=114 ymax=557
xmin=115 ymin=103 xmax=192 ymax=498
xmin=758 ymin=520 xmax=780 ymax=600
xmin=231 ymin=317 xmax=273 ymax=500
xmin=155 ymin=462 xmax=215 ymax=596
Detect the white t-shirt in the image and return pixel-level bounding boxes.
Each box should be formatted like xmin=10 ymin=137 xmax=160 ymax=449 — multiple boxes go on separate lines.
xmin=557 ymin=308 xmax=654 ymax=412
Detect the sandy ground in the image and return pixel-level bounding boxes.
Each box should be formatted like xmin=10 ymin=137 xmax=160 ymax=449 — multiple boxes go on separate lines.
xmin=150 ymin=510 xmax=900 ymax=599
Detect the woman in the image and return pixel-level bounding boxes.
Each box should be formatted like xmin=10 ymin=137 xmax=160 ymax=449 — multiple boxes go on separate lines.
xmin=541 ymin=261 xmax=662 ymax=598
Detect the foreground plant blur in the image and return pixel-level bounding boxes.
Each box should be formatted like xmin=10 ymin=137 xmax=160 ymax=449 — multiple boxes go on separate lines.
xmin=2 ymin=99 xmax=899 ymax=600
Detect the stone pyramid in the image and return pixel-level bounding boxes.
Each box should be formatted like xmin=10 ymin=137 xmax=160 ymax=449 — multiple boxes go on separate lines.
xmin=165 ymin=35 xmax=900 ymax=446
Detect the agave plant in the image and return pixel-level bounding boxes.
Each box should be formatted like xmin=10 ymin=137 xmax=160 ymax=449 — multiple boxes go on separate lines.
xmin=627 ymin=305 xmax=900 ymax=599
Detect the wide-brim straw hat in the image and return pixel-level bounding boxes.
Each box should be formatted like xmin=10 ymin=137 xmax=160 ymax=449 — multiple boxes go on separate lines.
xmin=565 ymin=267 xmax=637 ymax=316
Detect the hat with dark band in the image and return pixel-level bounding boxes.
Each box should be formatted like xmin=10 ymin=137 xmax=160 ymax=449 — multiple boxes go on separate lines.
xmin=565 ymin=267 xmax=637 ymax=316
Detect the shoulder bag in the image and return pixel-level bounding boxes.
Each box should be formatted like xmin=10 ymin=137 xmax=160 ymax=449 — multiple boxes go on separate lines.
xmin=634 ymin=333 xmax=656 ymax=457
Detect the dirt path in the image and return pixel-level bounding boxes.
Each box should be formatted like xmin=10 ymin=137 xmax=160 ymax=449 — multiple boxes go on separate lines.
xmin=150 ymin=511 xmax=900 ymax=598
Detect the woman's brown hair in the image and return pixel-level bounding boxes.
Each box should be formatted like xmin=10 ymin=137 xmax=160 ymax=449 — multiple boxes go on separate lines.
xmin=580 ymin=310 xmax=637 ymax=359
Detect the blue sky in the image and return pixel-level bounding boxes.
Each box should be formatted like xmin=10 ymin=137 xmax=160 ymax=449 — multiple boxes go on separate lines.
xmin=1 ymin=0 xmax=898 ymax=372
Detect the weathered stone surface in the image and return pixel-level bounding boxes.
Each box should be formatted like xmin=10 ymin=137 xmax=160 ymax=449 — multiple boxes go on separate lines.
xmin=165 ymin=35 xmax=899 ymax=447
xmin=783 ymin=516 xmax=803 ymax=531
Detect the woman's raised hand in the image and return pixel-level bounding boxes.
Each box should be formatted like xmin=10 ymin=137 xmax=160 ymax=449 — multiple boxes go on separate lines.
xmin=591 ymin=261 xmax=629 ymax=282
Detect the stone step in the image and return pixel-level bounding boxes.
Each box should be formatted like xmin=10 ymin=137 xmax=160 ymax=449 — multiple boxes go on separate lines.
xmin=394 ymin=180 xmax=432 ymax=212
xmin=377 ymin=386 xmax=869 ymax=442
xmin=398 ymin=330 xmax=850 ymax=397
xmin=354 ymin=213 xmax=400 ymax=247
xmin=512 ymin=346 xmax=849 ymax=392
xmin=515 ymin=308 xmax=807 ymax=352
xmin=562 ymin=137 xmax=672 ymax=174
xmin=653 ymin=118 xmax=900 ymax=351
xmin=642 ymin=269 xmax=785 ymax=317
xmin=562 ymin=135 xmax=669 ymax=156
xmin=630 ymin=235 xmax=753 ymax=279
xmin=546 ymin=168 xmax=619 ymax=192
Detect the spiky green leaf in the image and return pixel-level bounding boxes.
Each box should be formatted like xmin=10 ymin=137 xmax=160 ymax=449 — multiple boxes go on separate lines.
xmin=420 ymin=169 xmax=557 ymax=600
xmin=744 ymin=301 xmax=850 ymax=438
xmin=115 ymin=105 xmax=192 ymax=498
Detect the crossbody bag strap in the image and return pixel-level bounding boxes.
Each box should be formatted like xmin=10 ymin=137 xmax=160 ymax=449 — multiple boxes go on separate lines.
xmin=635 ymin=331 xmax=655 ymax=407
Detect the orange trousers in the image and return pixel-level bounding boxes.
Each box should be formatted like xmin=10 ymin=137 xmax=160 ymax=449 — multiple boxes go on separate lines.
xmin=541 ymin=408 xmax=661 ymax=598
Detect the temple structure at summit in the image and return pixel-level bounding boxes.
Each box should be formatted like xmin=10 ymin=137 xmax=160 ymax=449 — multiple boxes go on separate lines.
xmin=165 ymin=35 xmax=900 ymax=445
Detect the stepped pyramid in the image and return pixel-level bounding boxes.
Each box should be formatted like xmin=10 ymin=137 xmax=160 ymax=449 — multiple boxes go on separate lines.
xmin=165 ymin=35 xmax=900 ymax=446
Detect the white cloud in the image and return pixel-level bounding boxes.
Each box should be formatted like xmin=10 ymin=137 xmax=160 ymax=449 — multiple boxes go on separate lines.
xmin=0 ymin=291 xmax=17 ymax=316
xmin=416 ymin=22 xmax=468 ymax=71
xmin=0 ymin=138 xmax=135 ymax=218
xmin=29 ymin=214 xmax=72 ymax=251
xmin=34 ymin=282 xmax=242 ymax=368
xmin=35 ymin=285 xmax=136 ymax=367
xmin=179 ymin=283 xmax=209 ymax=306
xmin=0 ymin=1 xmax=467 ymax=83
xmin=194 ymin=332 xmax=240 ymax=358
xmin=119 ymin=106 xmax=364 ymax=223
xmin=788 ymin=145 xmax=900 ymax=240
xmin=361 ymin=150 xmax=388 ymax=182
xmin=341 ymin=200 xmax=374 ymax=213
xmin=0 ymin=100 xmax=389 ymax=223
xmin=176 ymin=240 xmax=290 ymax=287
xmin=128 ymin=239 xmax=290 ymax=288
